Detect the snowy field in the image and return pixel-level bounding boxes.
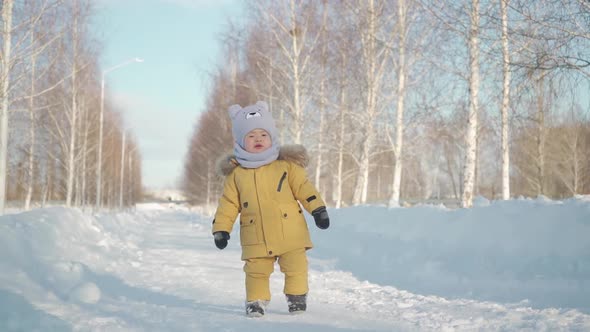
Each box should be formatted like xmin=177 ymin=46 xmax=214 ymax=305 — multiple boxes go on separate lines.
xmin=0 ymin=196 xmax=589 ymax=331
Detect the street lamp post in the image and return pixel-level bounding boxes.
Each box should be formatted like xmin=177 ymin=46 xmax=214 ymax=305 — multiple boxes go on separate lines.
xmin=96 ymin=57 xmax=143 ymax=209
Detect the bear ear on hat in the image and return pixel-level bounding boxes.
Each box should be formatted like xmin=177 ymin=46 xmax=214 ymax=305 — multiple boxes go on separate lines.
xmin=255 ymin=101 xmax=269 ymax=111
xmin=228 ymin=104 xmax=242 ymax=119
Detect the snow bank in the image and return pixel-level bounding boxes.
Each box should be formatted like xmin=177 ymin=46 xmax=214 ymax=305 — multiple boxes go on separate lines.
xmin=309 ymin=196 xmax=590 ymax=312
xmin=0 ymin=197 xmax=589 ymax=330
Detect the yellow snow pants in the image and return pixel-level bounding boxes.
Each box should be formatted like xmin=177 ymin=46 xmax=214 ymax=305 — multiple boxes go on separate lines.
xmin=243 ymin=248 xmax=308 ymax=301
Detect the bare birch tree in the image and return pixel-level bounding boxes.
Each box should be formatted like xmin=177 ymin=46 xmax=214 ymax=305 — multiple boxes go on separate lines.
xmin=25 ymin=29 xmax=38 ymax=209
xmin=388 ymin=0 xmax=409 ymax=207
xmin=0 ymin=0 xmax=14 ymax=213
xmin=253 ymin=0 xmax=324 ymax=144
xmin=349 ymin=0 xmax=395 ymax=205
xmin=332 ymin=45 xmax=351 ymax=208
xmin=182 ymin=0 xmax=590 ymax=208
xmin=64 ymin=0 xmax=82 ymax=206
xmin=548 ymin=106 xmax=590 ymax=195
xmin=311 ymin=1 xmax=329 ymax=197
xmin=499 ymin=0 xmax=511 ymax=200
xmin=461 ymin=0 xmax=482 ymax=208
xmin=1 ymin=0 xmax=66 ymax=212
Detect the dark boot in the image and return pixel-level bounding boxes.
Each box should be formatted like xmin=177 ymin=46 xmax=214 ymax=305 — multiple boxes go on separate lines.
xmin=286 ymin=294 xmax=307 ymax=313
xmin=245 ymin=300 xmax=266 ymax=317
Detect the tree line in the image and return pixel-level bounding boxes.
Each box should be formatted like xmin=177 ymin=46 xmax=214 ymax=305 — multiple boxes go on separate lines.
xmin=0 ymin=0 xmax=142 ymax=213
xmin=183 ymin=0 xmax=590 ymax=209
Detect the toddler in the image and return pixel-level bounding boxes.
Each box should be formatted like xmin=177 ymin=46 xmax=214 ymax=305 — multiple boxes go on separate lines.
xmin=212 ymin=101 xmax=330 ymax=317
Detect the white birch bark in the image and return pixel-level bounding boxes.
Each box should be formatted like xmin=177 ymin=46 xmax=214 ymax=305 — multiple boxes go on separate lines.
xmin=500 ymin=0 xmax=511 ymax=200
xmin=75 ymin=108 xmax=83 ymax=207
xmin=314 ymin=4 xmax=328 ymax=196
xmin=353 ymin=0 xmax=384 ymax=205
xmin=257 ymin=0 xmax=323 ymax=145
xmin=314 ymin=92 xmax=324 ymax=189
xmin=389 ymin=0 xmax=408 ymax=207
xmin=351 ymin=92 xmax=374 ymax=205
xmin=461 ymin=0 xmax=481 ymax=208
xmin=535 ymin=75 xmax=546 ymax=196
xmin=80 ymin=102 xmax=89 ymax=207
xmin=335 ymin=84 xmax=346 ymax=209
xmin=290 ymin=0 xmax=303 ymax=143
xmin=25 ymin=31 xmax=37 ymax=210
xmin=551 ymin=115 xmax=586 ymax=195
xmin=333 ymin=49 xmax=348 ymax=209
xmin=96 ymin=74 xmax=104 ymax=208
xmin=65 ymin=6 xmax=80 ymax=207
xmin=0 ymin=0 xmax=14 ymax=213
xmin=66 ymin=75 xmax=78 ymax=206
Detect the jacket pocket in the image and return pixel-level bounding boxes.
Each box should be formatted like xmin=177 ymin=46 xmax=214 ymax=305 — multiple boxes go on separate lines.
xmin=279 ymin=203 xmax=307 ymax=241
xmin=240 ymin=216 xmax=259 ymax=246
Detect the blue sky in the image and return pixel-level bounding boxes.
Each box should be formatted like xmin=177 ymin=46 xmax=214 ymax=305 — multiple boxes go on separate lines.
xmin=93 ymin=0 xmax=244 ymax=189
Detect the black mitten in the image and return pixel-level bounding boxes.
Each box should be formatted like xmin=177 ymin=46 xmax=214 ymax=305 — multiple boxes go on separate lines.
xmin=213 ymin=231 xmax=230 ymax=249
xmin=311 ymin=206 xmax=330 ymax=230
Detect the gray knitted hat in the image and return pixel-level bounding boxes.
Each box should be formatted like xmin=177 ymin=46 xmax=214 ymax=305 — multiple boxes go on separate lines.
xmin=228 ymin=101 xmax=280 ymax=168
xmin=228 ymin=101 xmax=278 ymax=149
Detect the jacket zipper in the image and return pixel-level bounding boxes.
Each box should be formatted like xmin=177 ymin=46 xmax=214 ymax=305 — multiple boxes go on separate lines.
xmin=254 ymin=169 xmax=267 ymax=247
xmin=277 ymin=172 xmax=287 ymax=192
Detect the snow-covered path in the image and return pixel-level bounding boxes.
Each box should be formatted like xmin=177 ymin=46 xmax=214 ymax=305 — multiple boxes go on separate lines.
xmin=90 ymin=207 xmax=413 ymax=331
xmin=1 ymin=200 xmax=590 ymax=331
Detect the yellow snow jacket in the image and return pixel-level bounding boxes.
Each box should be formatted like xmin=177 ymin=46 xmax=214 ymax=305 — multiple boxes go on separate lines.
xmin=212 ymin=145 xmax=326 ymax=260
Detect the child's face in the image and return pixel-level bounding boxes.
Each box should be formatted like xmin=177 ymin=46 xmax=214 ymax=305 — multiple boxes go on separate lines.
xmin=244 ymin=129 xmax=272 ymax=153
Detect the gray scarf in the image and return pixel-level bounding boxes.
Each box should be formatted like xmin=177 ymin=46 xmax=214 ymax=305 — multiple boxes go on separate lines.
xmin=234 ymin=141 xmax=280 ymax=169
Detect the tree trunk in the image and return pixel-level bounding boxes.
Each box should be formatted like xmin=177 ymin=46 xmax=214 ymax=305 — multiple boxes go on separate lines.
xmin=500 ymin=0 xmax=511 ymax=200
xmin=80 ymin=102 xmax=89 ymax=207
xmin=353 ymin=0 xmax=378 ymax=205
xmin=0 ymin=0 xmax=14 ymax=214
xmin=536 ymin=75 xmax=546 ymax=196
xmin=290 ymin=0 xmax=303 ymax=144
xmin=206 ymin=159 xmax=211 ymax=211
xmin=314 ymin=6 xmax=328 ymax=196
xmin=389 ymin=0 xmax=408 ymax=207
xmin=444 ymin=143 xmax=458 ymax=199
xmin=96 ymin=74 xmax=104 ymax=209
xmin=334 ymin=50 xmax=347 ymax=208
xmin=314 ymin=93 xmax=324 ymax=191
xmin=66 ymin=18 xmax=79 ymax=207
xmin=25 ymin=31 xmax=37 ymax=210
xmin=461 ymin=0 xmax=481 ymax=208
xmin=352 ymin=109 xmax=374 ymax=205
xmin=119 ymin=130 xmax=126 ymax=208
xmin=335 ymin=87 xmax=346 ymax=208
xmin=128 ymin=153 xmax=134 ymax=207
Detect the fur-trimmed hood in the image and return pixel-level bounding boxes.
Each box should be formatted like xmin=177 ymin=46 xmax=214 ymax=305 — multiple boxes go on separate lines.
xmin=216 ymin=144 xmax=309 ymax=177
